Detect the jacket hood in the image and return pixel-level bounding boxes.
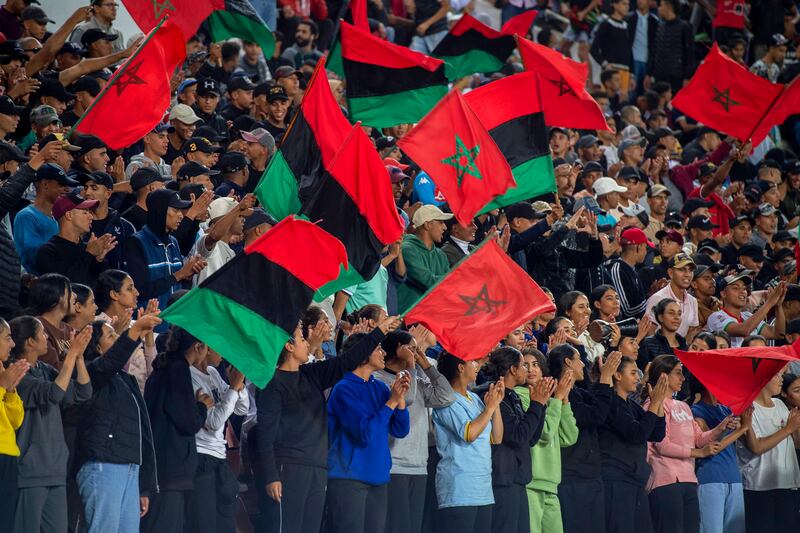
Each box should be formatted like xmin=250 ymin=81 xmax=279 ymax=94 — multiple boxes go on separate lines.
xmin=145 ymin=189 xmax=173 ymax=240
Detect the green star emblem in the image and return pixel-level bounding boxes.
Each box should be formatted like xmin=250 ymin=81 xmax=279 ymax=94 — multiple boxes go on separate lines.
xmin=152 ymin=0 xmax=176 ymax=19
xmin=441 ymin=135 xmax=481 ymax=186
xmin=711 ymin=86 xmax=741 ymax=112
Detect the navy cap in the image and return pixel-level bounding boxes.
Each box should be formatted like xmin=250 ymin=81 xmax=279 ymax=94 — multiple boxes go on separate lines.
xmin=182 ymin=137 xmax=218 ymax=155
xmin=737 ymin=244 xmax=766 ymax=262
xmin=130 ymin=168 xmax=167 ymax=191
xmin=57 ymin=42 xmax=86 ymax=57
xmin=84 ymin=171 xmax=114 ymax=189
xmin=178 ymin=183 xmax=206 ymax=201
xmin=35 ymin=163 xmax=79 ymax=186
xmin=72 ymin=134 xmax=106 ymax=157
xmin=0 ymin=41 xmax=28 ymax=63
xmin=147 ymin=189 xmax=191 ymax=211
xmin=730 ymin=214 xmax=755 ymax=228
xmin=177 ymin=161 xmax=219 ymax=180
xmin=243 ymin=208 xmax=278 ymax=232
xmin=774 ymin=229 xmax=798 ymax=244
xmin=38 ymin=78 xmax=75 ymax=102
xmin=81 ymin=28 xmax=118 ymax=47
xmin=69 ymin=76 xmax=101 ymax=97
xmin=687 ymin=215 xmax=718 ymax=230
xmin=0 ymin=140 xmax=29 ymax=163
xmin=681 ymin=197 xmax=715 ymax=216
xmin=219 ymin=151 xmax=247 ymax=173
xmin=0 ymin=95 xmax=24 ymax=116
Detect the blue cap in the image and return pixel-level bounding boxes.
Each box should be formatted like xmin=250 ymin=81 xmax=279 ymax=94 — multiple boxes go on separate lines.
xmin=35 ymin=163 xmax=79 ymax=186
xmin=178 ymin=77 xmax=197 ymax=94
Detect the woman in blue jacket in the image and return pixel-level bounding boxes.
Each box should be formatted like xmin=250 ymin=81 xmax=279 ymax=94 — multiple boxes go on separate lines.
xmin=326 ymin=332 xmax=411 ymax=533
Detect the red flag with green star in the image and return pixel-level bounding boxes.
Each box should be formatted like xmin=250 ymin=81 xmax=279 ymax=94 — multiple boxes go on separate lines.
xmin=397 ymin=90 xmax=515 ymax=225
xmin=672 ymin=43 xmax=783 ymax=144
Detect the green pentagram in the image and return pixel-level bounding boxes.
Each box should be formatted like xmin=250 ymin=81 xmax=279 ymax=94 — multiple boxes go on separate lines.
xmin=114 ymin=61 xmax=146 ymax=96
xmin=459 ymin=284 xmax=506 ymax=316
xmin=711 ymin=86 xmax=741 ymax=112
xmin=441 ymin=135 xmax=481 ymax=186
xmin=152 ymin=0 xmax=176 ymax=19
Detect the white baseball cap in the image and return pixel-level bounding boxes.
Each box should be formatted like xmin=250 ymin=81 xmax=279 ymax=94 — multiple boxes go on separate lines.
xmin=169 ymin=103 xmax=202 ymax=125
xmin=593 ymin=177 xmax=627 ymax=197
xmin=208 ymin=197 xmax=237 ymax=221
xmin=412 ymin=205 xmax=453 ymax=229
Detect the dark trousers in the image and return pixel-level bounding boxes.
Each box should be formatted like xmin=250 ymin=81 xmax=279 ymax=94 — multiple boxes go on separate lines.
xmin=386 ymin=474 xmax=427 ymax=533
xmin=492 ymin=484 xmax=530 ymax=533
xmin=648 ymin=482 xmax=700 ymax=533
xmin=140 ymin=490 xmax=189 ymax=533
xmin=744 ymin=489 xmax=800 ymax=533
xmin=421 ymin=446 xmax=439 ymax=533
xmin=603 ymin=479 xmax=653 ymax=533
xmin=258 ymin=463 xmax=327 ymax=533
xmin=559 ymin=478 xmax=606 ymax=533
xmin=326 ymin=479 xmax=388 ymax=533
xmin=437 ymin=505 xmax=493 ymax=533
xmin=185 ymin=454 xmax=240 ymax=533
xmin=0 ymin=454 xmax=18 ymax=531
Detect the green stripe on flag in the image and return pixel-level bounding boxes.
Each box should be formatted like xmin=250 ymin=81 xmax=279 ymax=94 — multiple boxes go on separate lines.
xmin=347 ymin=85 xmax=447 ymax=128
xmin=160 ymin=287 xmax=290 ymax=387
xmin=313 ymin=264 xmax=365 ymax=302
xmin=479 ymin=156 xmax=556 ymax=213
xmin=254 ymin=150 xmax=302 ymax=221
xmin=437 ymin=50 xmax=504 ymax=80
xmin=207 ymin=10 xmax=275 ymax=59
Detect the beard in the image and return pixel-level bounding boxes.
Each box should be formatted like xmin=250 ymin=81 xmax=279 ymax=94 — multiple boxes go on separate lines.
xmin=295 ymin=36 xmax=310 ymax=47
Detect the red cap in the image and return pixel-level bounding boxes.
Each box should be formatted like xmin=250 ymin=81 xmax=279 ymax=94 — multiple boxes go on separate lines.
xmin=383 ymin=157 xmax=409 ymax=171
xmin=620 ymin=227 xmax=654 ymax=247
xmin=52 ymin=195 xmax=99 ymax=220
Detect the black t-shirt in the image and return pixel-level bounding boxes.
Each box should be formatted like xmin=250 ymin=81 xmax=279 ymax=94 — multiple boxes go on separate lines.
xmin=122 ymin=204 xmax=148 ymax=231
xmin=35 ymin=236 xmax=106 ymax=286
xmin=163 ymin=140 xmax=183 ymax=165
xmin=414 ymin=0 xmax=447 ymax=35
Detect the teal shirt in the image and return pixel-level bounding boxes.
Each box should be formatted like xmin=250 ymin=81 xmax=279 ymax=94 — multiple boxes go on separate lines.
xmin=344 ymin=264 xmax=388 ymax=314
xmin=515 ymin=387 xmax=579 ymax=494
xmin=396 ymin=234 xmax=450 ymax=313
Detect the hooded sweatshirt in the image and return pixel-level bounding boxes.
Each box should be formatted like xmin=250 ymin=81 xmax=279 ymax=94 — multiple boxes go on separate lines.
xmin=397 ymin=233 xmax=450 ymax=313
xmin=125 ymin=189 xmax=184 ymax=314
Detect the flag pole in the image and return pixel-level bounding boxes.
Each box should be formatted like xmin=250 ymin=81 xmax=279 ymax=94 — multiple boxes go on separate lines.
xmin=67 ymin=16 xmax=170 ymax=137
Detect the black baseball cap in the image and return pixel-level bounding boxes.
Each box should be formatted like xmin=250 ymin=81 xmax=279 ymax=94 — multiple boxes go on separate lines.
xmin=376 ymin=136 xmax=397 ymax=151
xmin=84 ymin=171 xmax=114 ymax=189
xmin=193 ymin=125 xmax=226 ymax=144
xmin=0 ymin=41 xmax=28 ymax=63
xmin=243 ymin=208 xmax=278 ymax=232
xmin=72 ymin=134 xmax=106 ymax=157
xmin=696 ymin=238 xmax=721 ymax=254
xmin=38 ymin=133 xmax=80 ymax=152
xmin=147 ymin=189 xmax=192 ymax=211
xmin=0 ymin=95 xmax=24 ymax=116
xmin=219 ymin=151 xmax=247 ymax=173
xmin=581 ymin=161 xmax=603 ymax=177
xmin=130 ymin=168 xmax=167 ymax=191
xmin=687 ymin=215 xmax=719 ymax=230
xmin=20 ymin=6 xmax=52 ymax=23
xmin=267 ymin=85 xmax=289 ymax=102
xmin=681 ymin=198 xmax=715 ymax=216
xmin=730 ymin=214 xmax=755 ymax=228
xmin=81 ymin=29 xmax=118 ymax=47
xmin=182 ymin=137 xmax=220 ymax=155
xmin=35 ymin=163 xmax=79 ymax=186
xmin=0 ymin=140 xmax=28 ymax=163
xmin=178 ymin=183 xmax=206 ymax=201
xmin=737 ymin=244 xmax=766 ymax=262
xmin=774 ymin=229 xmax=798 ymax=244
xmin=196 ymin=77 xmax=220 ymax=97
xmin=57 ymin=42 xmax=86 ymax=57
xmin=228 ymin=75 xmax=256 ymax=92
xmin=505 ymin=202 xmax=537 ymax=221
xmin=177 ymin=161 xmax=219 ymax=180
xmin=69 ymin=76 xmax=101 ymax=97
xmin=664 ymin=211 xmax=683 ymax=229
xmin=38 ymin=79 xmax=75 ymax=102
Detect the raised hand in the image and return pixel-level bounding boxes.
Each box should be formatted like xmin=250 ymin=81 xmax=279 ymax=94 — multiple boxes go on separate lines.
xmin=0 ymin=359 xmax=31 ymax=391
xmin=68 ymin=326 xmax=93 ymax=359
xmin=409 ymin=323 xmax=435 ymax=351
xmin=599 ymin=351 xmax=623 ymax=384
xmin=483 ymin=380 xmax=505 ymax=411
xmin=226 ymin=366 xmax=246 ymax=391
xmin=110 ymin=308 xmax=133 ymax=334
xmin=531 ymin=376 xmax=556 ymax=405
xmin=554 ymin=369 xmax=575 ymax=402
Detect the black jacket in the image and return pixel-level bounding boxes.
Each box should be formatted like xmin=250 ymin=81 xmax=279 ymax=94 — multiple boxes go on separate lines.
xmin=440 ymin=238 xmax=472 ymax=267
xmin=598 ymin=393 xmax=665 ymax=486
xmin=0 ymin=163 xmax=36 ymax=318
xmin=638 ymin=331 xmax=687 ymax=371
xmin=562 ymin=383 xmax=614 ymax=481
xmin=35 ymin=235 xmax=108 ymax=286
xmin=529 ymin=227 xmax=605 ymax=301
xmin=491 ymin=388 xmax=546 ymax=487
xmin=626 ymin=11 xmax=658 ymax=71
xmin=254 ymin=328 xmax=386 ymax=483
xmin=144 ymin=353 xmax=207 ymax=490
xmin=90 ymin=208 xmax=136 ymax=271
xmin=649 ymin=18 xmax=694 ymax=82
xmin=77 ymin=334 xmax=158 ymax=495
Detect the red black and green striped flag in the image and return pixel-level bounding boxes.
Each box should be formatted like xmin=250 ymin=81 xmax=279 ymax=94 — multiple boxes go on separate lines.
xmin=397 ymin=89 xmax=515 ymax=225
xmin=432 ymin=10 xmax=537 ymax=80
xmin=300 ymin=123 xmax=405 ymax=298
xmin=464 ymin=72 xmax=555 ymax=212
xmin=160 ymin=216 xmax=347 ymax=387
xmin=205 ymin=0 xmax=275 ymax=58
xmin=254 ymin=56 xmax=350 ymax=220
xmin=338 ymin=20 xmax=448 ymax=128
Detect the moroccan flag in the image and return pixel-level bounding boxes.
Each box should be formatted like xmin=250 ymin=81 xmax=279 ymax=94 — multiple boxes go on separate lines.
xmin=300 ymin=124 xmax=405 ymax=298
xmin=516 ymin=36 xmax=609 ymax=131
xmin=464 ymin=72 xmax=554 ymax=212
xmin=404 ymin=240 xmax=555 ymax=361
xmin=159 ymin=216 xmax=348 ymax=387
xmin=672 ymin=43 xmax=782 ymax=145
xmin=339 ymin=20 xmax=448 ymax=128
xmin=122 ymin=0 xmax=220 ymax=39
xmin=432 ymin=10 xmax=537 ymax=80
xmin=675 ymin=340 xmax=800 ymax=414
xmin=254 ymin=57 xmax=350 ymax=220
xmin=398 ymin=89 xmax=515 ymax=225
xmin=205 ymin=0 xmax=275 ymax=58
xmin=750 ymin=76 xmax=800 ymax=145
xmin=74 ymin=20 xmax=186 ymax=150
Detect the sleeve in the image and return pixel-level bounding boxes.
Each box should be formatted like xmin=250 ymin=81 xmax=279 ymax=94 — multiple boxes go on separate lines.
xmin=164 ymin=363 xmax=207 ymax=435
xmin=589 ymin=23 xmax=607 ymax=65
xmin=706 ymin=312 xmax=734 ymax=334
xmin=173 ymin=218 xmax=201 ymax=256
xmin=506 ymin=219 xmax=551 ymax=254
xmin=194 ymin=371 xmax=240 ymax=433
xmin=1 ymin=389 xmax=24 ymax=430
xmin=569 ymin=383 xmax=613 ymax=429
xmin=254 ymin=384 xmax=282 ymax=483
xmin=0 ymin=164 xmax=35 ymax=219
xmin=87 ymin=334 xmax=139 ymax=388
xmin=62 ymin=379 xmax=93 ymax=407
xmin=647 ymin=404 xmax=692 ymax=458
xmin=420 ymin=365 xmax=456 ymax=408
xmin=327 ymin=381 xmax=395 ymax=447
xmin=16 ymin=372 xmax=65 ymax=408
xmin=682 ymin=23 xmax=695 ymax=80
xmin=13 ymin=210 xmax=45 ymax=274
xmin=305 ymin=328 xmax=385 ymax=390
xmin=125 ymin=160 xmax=143 ymax=180
xmin=499 ymin=395 xmax=545 ymax=449
xmin=124 ymin=236 xmax=178 ymax=300
xmin=538 ymin=399 xmax=563 ymax=446
xmin=389 ymin=407 xmax=410 ymax=438
xmin=693 ymin=419 xmax=716 ymax=448
xmin=432 ymin=402 xmax=471 ymax=443
xmin=559 ymin=234 xmax=605 ymax=268
xmin=606 ymin=397 xmax=664 ymax=444
xmin=609 ymin=262 xmax=647 ymax=318
xmin=558 ymin=402 xmax=579 ymax=447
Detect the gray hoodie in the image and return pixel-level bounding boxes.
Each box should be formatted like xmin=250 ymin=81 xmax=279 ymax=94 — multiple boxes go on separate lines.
xmin=16 ymin=361 xmax=92 ymax=488
xmin=374 ymin=364 xmax=455 ymax=475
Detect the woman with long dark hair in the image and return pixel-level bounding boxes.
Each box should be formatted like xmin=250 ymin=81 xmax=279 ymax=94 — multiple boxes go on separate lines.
xmin=26 ymin=273 xmax=74 ymax=368
xmin=376 ymin=326 xmax=455 ymax=533
xmin=255 ymin=315 xmax=401 ymax=533
xmin=9 ymin=316 xmax=92 ymax=533
xmin=432 ymin=352 xmax=504 ymax=533
xmin=645 ymin=355 xmax=739 ymax=533
xmin=599 ymin=356 xmax=667 ymax=533
xmin=638 ymin=299 xmax=688 ymax=371
xmin=485 ymin=346 xmax=554 ymax=533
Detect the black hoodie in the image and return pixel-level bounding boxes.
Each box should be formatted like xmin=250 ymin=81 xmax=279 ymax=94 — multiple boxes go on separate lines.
xmin=90 ymin=207 xmax=136 ymax=271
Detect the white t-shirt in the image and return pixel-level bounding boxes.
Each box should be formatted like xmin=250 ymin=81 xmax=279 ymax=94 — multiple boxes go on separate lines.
xmin=192 ymin=234 xmax=236 ymax=285
xmin=645 ymin=284 xmax=700 ymax=338
xmin=190 ymin=366 xmax=250 ymax=459
xmin=706 ymin=310 xmax=763 ymax=348
xmin=737 ymin=398 xmax=800 ymax=490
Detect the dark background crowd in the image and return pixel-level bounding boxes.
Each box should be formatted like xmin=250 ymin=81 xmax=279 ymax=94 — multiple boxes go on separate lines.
xmin=1 ymin=0 xmax=800 ymax=533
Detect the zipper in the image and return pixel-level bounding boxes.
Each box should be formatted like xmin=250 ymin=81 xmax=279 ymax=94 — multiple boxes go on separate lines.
xmin=136 ymin=384 xmax=159 ymax=493
xmin=129 ymin=389 xmax=142 ymax=466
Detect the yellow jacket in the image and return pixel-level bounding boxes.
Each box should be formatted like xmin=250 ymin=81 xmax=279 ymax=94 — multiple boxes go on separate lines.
xmin=0 ymin=387 xmax=23 ymax=456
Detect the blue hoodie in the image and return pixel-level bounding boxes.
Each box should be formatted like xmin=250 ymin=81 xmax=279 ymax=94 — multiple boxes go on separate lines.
xmin=327 ymin=372 xmax=410 ymax=486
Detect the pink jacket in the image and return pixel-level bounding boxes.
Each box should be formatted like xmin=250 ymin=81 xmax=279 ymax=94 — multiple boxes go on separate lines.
xmin=644 ymin=398 xmax=715 ymax=492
